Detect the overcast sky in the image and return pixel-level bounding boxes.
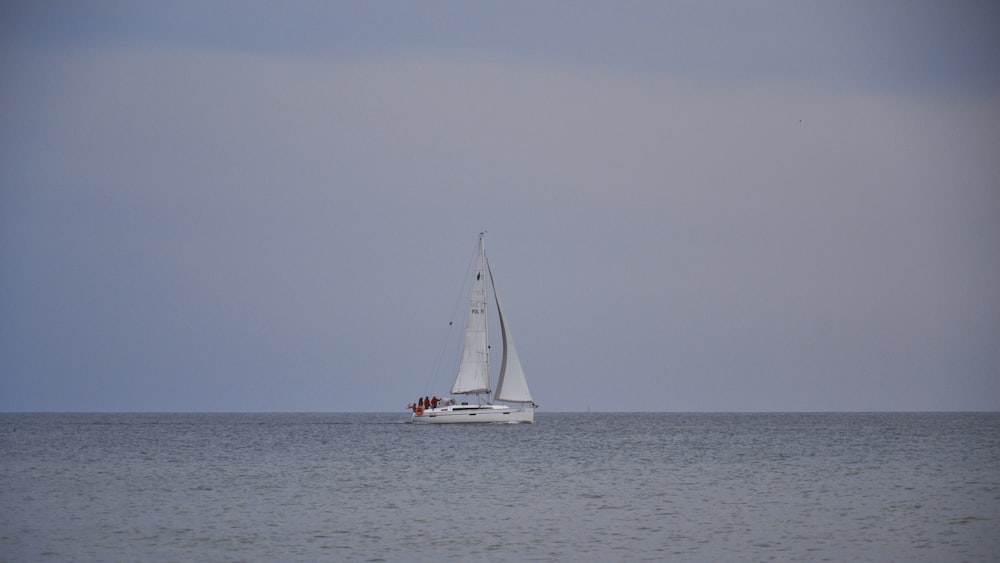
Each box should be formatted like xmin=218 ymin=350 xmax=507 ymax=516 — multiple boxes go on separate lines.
xmin=1 ymin=1 xmax=998 ymax=412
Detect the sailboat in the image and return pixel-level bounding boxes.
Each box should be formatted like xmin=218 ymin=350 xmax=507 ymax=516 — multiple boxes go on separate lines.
xmin=411 ymin=233 xmax=536 ymax=424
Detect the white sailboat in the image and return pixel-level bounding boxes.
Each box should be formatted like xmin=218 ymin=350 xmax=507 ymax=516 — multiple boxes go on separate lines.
xmin=411 ymin=233 xmax=536 ymax=424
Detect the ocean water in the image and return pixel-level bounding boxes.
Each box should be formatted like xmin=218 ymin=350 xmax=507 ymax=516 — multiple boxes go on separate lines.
xmin=1 ymin=413 xmax=997 ymax=562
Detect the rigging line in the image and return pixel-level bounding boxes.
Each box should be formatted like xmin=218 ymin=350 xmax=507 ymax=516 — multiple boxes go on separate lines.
xmin=422 ymin=320 xmax=455 ymax=396
xmin=420 ymin=235 xmax=483 ymax=395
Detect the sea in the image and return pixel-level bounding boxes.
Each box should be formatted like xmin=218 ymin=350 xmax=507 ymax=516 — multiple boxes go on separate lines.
xmin=1 ymin=412 xmax=997 ymax=562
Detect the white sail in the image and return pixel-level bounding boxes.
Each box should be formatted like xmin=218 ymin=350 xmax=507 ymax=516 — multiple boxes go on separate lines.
xmin=492 ymin=263 xmax=533 ymax=403
xmin=451 ymin=236 xmax=491 ymax=395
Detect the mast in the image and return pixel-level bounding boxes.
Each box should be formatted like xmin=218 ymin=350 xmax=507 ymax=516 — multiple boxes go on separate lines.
xmin=482 ymin=232 xmax=491 ymax=402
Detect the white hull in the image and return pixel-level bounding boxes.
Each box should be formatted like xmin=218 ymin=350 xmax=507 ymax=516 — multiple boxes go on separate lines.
xmin=411 ymin=404 xmax=534 ymax=424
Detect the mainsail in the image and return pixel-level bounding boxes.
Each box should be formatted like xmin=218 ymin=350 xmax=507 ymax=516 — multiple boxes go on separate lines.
xmin=451 ymin=236 xmax=491 ymax=395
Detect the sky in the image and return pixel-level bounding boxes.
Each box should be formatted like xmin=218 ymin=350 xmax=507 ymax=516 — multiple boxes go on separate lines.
xmin=1 ymin=1 xmax=998 ymax=412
